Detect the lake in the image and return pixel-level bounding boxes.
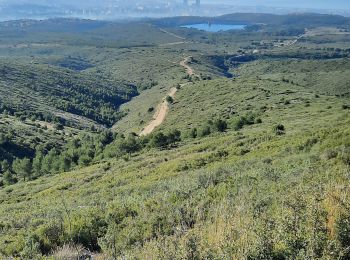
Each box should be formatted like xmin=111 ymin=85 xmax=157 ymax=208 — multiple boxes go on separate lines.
xmin=181 ymin=23 xmax=246 ymax=32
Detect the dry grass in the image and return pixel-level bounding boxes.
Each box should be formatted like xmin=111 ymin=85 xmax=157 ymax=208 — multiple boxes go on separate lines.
xmin=51 ymin=244 xmax=88 ymax=260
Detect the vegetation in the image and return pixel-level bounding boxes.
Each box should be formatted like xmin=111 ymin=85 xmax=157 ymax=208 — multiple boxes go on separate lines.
xmin=0 ymin=13 xmax=350 ymax=259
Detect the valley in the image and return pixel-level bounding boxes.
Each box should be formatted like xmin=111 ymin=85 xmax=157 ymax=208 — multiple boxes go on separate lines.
xmin=0 ymin=13 xmax=349 ymax=259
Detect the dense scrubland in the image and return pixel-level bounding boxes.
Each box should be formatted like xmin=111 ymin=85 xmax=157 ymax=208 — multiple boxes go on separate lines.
xmin=0 ymin=13 xmax=349 ymax=259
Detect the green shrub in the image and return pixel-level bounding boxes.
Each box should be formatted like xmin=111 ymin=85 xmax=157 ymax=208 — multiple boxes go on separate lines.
xmin=273 ymin=124 xmax=286 ymax=135
xmin=190 ymin=128 xmax=197 ymax=138
xmin=255 ymin=118 xmax=263 ymax=124
xmin=166 ymin=96 xmax=174 ymax=103
xmin=78 ymin=155 xmax=91 ymax=166
xmin=232 ymin=117 xmax=246 ymax=131
xmin=214 ymin=119 xmax=228 ymax=132
xmin=150 ymin=132 xmax=168 ymax=148
xmin=199 ymin=125 xmax=211 ymax=137
xmin=150 ymin=130 xmax=181 ymax=149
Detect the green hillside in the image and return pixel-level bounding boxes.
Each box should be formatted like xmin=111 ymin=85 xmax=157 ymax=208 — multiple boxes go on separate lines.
xmin=0 ymin=13 xmax=350 ymax=259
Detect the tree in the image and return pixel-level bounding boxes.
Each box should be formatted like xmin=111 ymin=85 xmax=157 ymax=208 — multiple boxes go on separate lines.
xmin=32 ymin=152 xmax=44 ymax=177
xmin=1 ymin=160 xmax=10 ymax=172
xmin=12 ymin=158 xmax=32 ymax=181
xmin=3 ymin=170 xmax=16 ymax=185
xmin=59 ymin=154 xmax=72 ymax=172
xmin=41 ymin=149 xmax=59 ymax=174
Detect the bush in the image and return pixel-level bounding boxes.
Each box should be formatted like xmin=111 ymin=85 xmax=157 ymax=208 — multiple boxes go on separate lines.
xmin=78 ymin=155 xmax=91 ymax=166
xmin=214 ymin=119 xmax=228 ymax=132
xmin=150 ymin=130 xmax=181 ymax=149
xmin=199 ymin=125 xmax=211 ymax=137
xmin=190 ymin=128 xmax=197 ymax=138
xmin=117 ymin=135 xmax=141 ymax=154
xmin=255 ymin=118 xmax=262 ymax=124
xmin=55 ymin=123 xmax=64 ymax=130
xmin=150 ymin=132 xmax=168 ymax=148
xmin=273 ymin=124 xmax=285 ymax=135
xmin=166 ymin=96 xmax=174 ymax=103
xmin=232 ymin=117 xmax=246 ymax=131
xmin=167 ymin=129 xmax=181 ymax=146
xmin=20 ymin=234 xmax=42 ymax=259
xmin=335 ymin=210 xmax=350 ymax=258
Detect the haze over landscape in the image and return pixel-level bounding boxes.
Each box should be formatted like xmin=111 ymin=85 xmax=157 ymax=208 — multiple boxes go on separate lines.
xmin=0 ymin=0 xmax=349 ymax=21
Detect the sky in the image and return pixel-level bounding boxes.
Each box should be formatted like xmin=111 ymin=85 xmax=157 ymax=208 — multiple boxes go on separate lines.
xmin=210 ymin=0 xmax=350 ymax=9
xmin=0 ymin=0 xmax=349 ymax=10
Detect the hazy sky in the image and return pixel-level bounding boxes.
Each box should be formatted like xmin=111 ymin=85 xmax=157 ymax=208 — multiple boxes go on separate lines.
xmin=210 ymin=0 xmax=350 ymax=9
xmin=0 ymin=0 xmax=349 ymax=10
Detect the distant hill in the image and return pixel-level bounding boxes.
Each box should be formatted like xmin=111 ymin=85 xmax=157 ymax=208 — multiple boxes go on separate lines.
xmin=152 ymin=12 xmax=350 ymax=29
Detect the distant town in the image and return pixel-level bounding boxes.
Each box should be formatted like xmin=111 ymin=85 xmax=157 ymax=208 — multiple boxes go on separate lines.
xmin=0 ymin=0 xmax=349 ymax=21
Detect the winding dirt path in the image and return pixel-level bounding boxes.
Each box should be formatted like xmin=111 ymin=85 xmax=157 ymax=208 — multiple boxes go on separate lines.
xmin=139 ymin=87 xmax=177 ymax=136
xmin=139 ymin=57 xmax=194 ymax=136
xmin=180 ymin=56 xmax=194 ymax=76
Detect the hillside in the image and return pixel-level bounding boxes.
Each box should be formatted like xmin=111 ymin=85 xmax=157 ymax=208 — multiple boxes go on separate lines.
xmin=0 ymin=13 xmax=350 ymax=259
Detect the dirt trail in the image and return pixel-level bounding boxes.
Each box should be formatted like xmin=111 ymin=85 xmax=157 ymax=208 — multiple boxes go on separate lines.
xmin=180 ymin=56 xmax=194 ymax=76
xmin=160 ymin=28 xmax=186 ymax=40
xmin=139 ymin=57 xmax=193 ymax=136
xmin=139 ymin=87 xmax=177 ymax=136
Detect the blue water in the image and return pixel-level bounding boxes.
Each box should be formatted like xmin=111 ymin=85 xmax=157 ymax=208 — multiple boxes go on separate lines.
xmin=181 ymin=24 xmax=246 ymax=32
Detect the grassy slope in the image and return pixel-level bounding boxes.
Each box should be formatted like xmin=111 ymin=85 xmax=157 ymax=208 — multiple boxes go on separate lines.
xmin=0 ymin=15 xmax=350 ymax=258
xmin=0 ymin=69 xmax=349 ymax=257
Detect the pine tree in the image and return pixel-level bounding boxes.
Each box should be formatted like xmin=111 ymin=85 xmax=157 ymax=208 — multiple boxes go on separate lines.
xmin=12 ymin=158 xmax=32 ymax=181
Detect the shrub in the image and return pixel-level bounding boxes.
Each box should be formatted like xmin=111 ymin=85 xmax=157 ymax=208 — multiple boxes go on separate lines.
xmin=190 ymin=128 xmax=197 ymax=138
xmin=166 ymin=96 xmax=174 ymax=103
xmin=255 ymin=118 xmax=263 ymax=124
xmin=167 ymin=129 xmax=181 ymax=146
xmin=199 ymin=125 xmax=211 ymax=137
xmin=232 ymin=117 xmax=246 ymax=131
xmin=150 ymin=130 xmax=181 ymax=149
xmin=322 ymin=149 xmax=338 ymax=160
xmin=150 ymin=132 xmax=168 ymax=148
xmin=340 ymin=146 xmax=350 ymax=165
xmin=55 ymin=123 xmax=64 ymax=130
xmin=273 ymin=124 xmax=285 ymax=135
xmin=214 ymin=119 xmax=228 ymax=132
xmin=335 ymin=210 xmax=350 ymax=259
xmin=117 ymin=135 xmax=141 ymax=154
xmin=20 ymin=234 xmax=42 ymax=259
xmin=78 ymin=155 xmax=91 ymax=166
